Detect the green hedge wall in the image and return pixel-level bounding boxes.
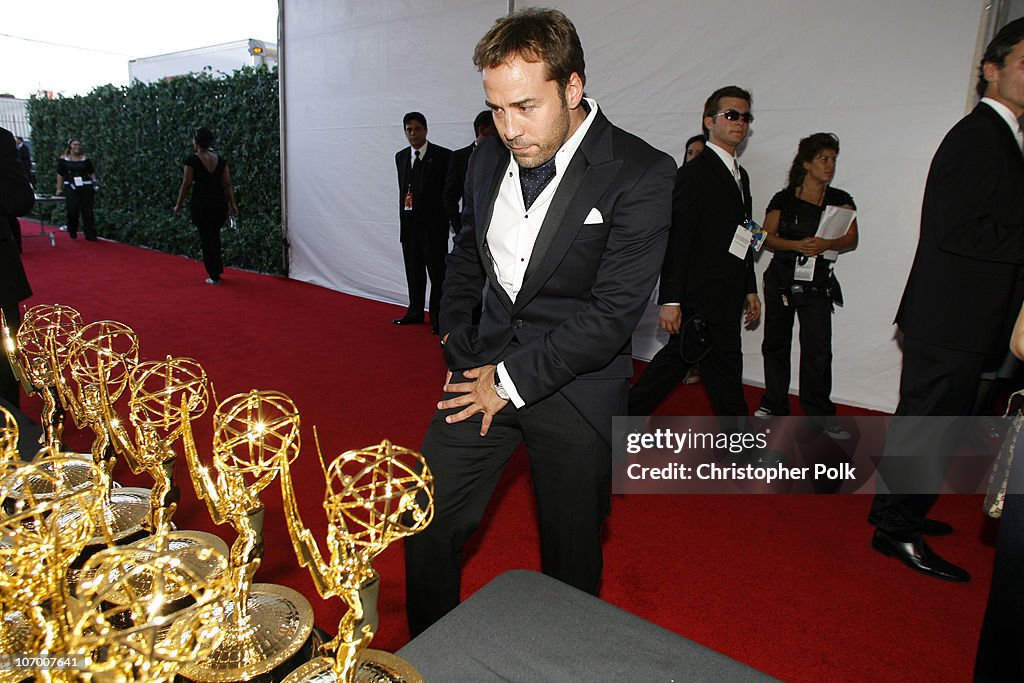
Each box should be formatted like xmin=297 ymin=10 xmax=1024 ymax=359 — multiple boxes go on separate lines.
xmin=27 ymin=67 xmax=284 ymax=275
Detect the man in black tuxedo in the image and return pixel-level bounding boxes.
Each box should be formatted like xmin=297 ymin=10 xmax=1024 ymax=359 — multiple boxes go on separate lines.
xmin=443 ymin=110 xmax=495 ymax=236
xmin=404 ymin=8 xmax=675 ymax=636
xmin=869 ymin=18 xmax=1024 ymax=585
xmin=393 ymin=112 xmax=452 ymax=334
xmin=0 ymin=127 xmax=35 ymax=407
xmin=628 ymin=86 xmax=760 ymax=418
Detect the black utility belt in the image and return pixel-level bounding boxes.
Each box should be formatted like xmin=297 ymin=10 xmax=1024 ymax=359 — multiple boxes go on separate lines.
xmin=781 ymin=282 xmax=829 ymax=308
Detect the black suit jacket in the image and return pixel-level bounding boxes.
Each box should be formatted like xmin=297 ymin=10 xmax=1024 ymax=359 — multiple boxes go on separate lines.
xmin=895 ymin=103 xmax=1024 ymax=354
xmin=395 ymin=143 xmax=452 ymax=243
xmin=440 ymin=109 xmax=675 ymax=441
xmin=658 ymin=147 xmax=756 ymax=320
xmin=443 ymin=142 xmax=475 ymax=235
xmin=0 ymin=127 xmax=33 ymax=306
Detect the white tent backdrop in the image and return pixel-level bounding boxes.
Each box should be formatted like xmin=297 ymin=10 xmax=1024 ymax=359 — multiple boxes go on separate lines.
xmin=282 ymin=0 xmax=985 ymax=413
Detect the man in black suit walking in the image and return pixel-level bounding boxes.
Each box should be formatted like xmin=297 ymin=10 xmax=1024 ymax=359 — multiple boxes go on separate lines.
xmin=404 ymin=8 xmax=675 ymax=636
xmin=443 ymin=110 xmax=495 ymax=236
xmin=869 ymin=18 xmax=1024 ymax=585
xmin=628 ymin=86 xmax=760 ymax=418
xmin=0 ymin=127 xmax=35 ymax=407
xmin=393 ymin=112 xmax=452 ymax=334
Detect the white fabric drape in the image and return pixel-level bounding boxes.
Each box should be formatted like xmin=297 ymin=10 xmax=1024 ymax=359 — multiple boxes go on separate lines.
xmin=283 ymin=0 xmax=983 ymax=412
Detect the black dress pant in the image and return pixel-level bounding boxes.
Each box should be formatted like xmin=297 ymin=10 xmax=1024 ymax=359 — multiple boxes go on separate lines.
xmin=759 ymin=267 xmax=835 ymax=416
xmin=869 ymin=336 xmax=986 ymax=537
xmin=628 ymin=308 xmax=747 ymax=417
xmin=195 ymin=222 xmax=224 ymax=280
xmin=7 ymin=216 xmax=20 ymax=253
xmin=400 ymin=228 xmax=447 ymax=325
xmin=405 ymin=381 xmax=611 ymax=637
xmin=65 ymin=186 xmax=96 ymax=239
xmin=975 ymin=453 xmax=1024 ymax=681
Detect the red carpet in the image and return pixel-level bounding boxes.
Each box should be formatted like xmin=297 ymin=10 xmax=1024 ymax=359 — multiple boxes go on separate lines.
xmin=14 ymin=226 xmax=994 ymax=682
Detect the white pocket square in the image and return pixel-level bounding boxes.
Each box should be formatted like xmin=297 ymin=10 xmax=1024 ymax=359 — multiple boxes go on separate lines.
xmin=584 ymin=207 xmax=604 ymax=224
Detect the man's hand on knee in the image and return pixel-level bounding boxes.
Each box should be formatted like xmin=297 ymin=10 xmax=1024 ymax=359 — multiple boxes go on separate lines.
xmin=439 ymin=364 xmax=509 ymax=436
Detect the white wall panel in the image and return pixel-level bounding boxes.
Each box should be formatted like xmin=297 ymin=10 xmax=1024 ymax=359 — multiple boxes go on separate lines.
xmin=283 ymin=0 xmax=984 ymax=411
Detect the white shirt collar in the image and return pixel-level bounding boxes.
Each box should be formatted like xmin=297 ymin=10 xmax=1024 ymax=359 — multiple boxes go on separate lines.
xmin=705 ymin=140 xmax=739 ymax=172
xmin=412 ymin=140 xmax=429 ymax=161
xmin=553 ymin=97 xmax=598 ymax=175
xmin=981 ymin=98 xmax=1023 ymax=146
xmin=507 ymin=97 xmax=599 ymax=178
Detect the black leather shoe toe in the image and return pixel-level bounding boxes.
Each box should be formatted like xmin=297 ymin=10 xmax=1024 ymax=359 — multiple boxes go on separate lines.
xmin=871 ymin=530 xmax=970 ymax=582
xmin=392 ymin=316 xmax=425 ymax=325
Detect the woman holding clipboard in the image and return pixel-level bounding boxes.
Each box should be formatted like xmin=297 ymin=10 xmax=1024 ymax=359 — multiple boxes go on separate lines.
xmin=753 ymin=133 xmax=858 ymax=436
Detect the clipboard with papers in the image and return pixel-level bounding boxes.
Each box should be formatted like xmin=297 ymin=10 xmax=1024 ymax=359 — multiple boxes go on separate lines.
xmin=816 ymin=206 xmax=856 ymax=261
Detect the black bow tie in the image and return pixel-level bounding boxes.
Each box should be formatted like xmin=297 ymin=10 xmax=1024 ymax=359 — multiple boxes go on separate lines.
xmin=519 ymin=156 xmax=557 ymax=210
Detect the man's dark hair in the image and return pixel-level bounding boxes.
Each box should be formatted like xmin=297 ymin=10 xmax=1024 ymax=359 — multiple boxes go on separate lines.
xmin=473 ymin=8 xmax=586 ymax=93
xmin=403 ymin=112 xmax=427 ymax=129
xmin=787 ymin=132 xmax=840 ymax=189
xmin=978 ymin=18 xmax=1024 ymax=98
xmin=193 ymin=127 xmax=215 ymax=149
xmin=702 ymin=86 xmax=752 ymax=121
xmin=473 ymin=110 xmax=493 ymax=136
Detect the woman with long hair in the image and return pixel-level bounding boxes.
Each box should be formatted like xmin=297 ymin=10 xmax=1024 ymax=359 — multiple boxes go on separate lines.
xmin=173 ymin=127 xmax=238 ymax=285
xmin=754 ymin=133 xmax=859 ymax=436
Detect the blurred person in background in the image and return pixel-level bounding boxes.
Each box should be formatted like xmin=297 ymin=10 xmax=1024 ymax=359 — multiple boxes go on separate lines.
xmin=55 ymin=138 xmax=98 ymax=240
xmin=173 ymin=127 xmax=239 ymax=285
xmin=753 ymin=133 xmax=858 ymax=437
xmin=15 ymin=136 xmax=33 ymax=186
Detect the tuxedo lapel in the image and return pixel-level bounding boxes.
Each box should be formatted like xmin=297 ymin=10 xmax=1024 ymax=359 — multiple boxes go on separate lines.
xmin=513 ymin=112 xmax=621 ymax=312
xmin=705 ymin=151 xmax=744 ymax=206
xmin=479 ymin=148 xmax=514 ymax=312
xmin=977 ymin=104 xmax=1024 ymax=172
xmin=398 ymin=147 xmax=410 ymax=190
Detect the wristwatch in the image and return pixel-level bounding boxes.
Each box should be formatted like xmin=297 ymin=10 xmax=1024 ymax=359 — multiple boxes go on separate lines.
xmin=493 ymin=379 xmax=510 ymax=400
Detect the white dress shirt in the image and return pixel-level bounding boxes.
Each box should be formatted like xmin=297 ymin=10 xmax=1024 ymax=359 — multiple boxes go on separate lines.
xmin=705 ymin=140 xmax=744 ymax=199
xmin=490 ymin=98 xmax=600 ymax=407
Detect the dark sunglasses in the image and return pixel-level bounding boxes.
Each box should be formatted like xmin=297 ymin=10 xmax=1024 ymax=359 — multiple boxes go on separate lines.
xmin=712 ymin=109 xmax=754 ymax=124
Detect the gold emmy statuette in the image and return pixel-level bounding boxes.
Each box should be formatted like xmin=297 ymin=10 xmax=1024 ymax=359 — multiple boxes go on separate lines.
xmin=180 ymin=390 xmax=314 ymax=682
xmin=102 ymin=356 xmax=211 ymax=536
xmin=68 ymin=535 xmax=232 ymax=683
xmin=2 ymin=304 xmax=83 ymax=451
xmin=0 ymin=402 xmax=18 ymax=466
xmin=279 ymin=437 xmax=434 ymax=683
xmin=0 ymin=455 xmax=106 ymax=682
xmin=0 ymin=379 xmax=98 ymax=515
xmin=62 ymin=320 xmax=151 ymax=546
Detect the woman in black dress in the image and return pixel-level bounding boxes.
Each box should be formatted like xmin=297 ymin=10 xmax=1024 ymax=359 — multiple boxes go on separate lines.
xmin=173 ymin=127 xmax=239 ymax=284
xmin=55 ymin=138 xmax=98 ymax=240
xmin=754 ymin=133 xmax=859 ymax=436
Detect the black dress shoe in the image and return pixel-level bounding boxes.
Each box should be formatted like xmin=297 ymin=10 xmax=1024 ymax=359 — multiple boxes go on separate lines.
xmin=392 ymin=316 xmax=424 ymax=325
xmin=431 ymin=326 xmax=439 ymax=335
xmin=871 ymin=530 xmax=970 ymax=582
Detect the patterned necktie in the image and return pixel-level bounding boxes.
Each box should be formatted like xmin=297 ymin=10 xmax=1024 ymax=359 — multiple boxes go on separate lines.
xmin=732 ymin=158 xmax=744 ymax=198
xmin=519 ymin=156 xmax=558 ymax=210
